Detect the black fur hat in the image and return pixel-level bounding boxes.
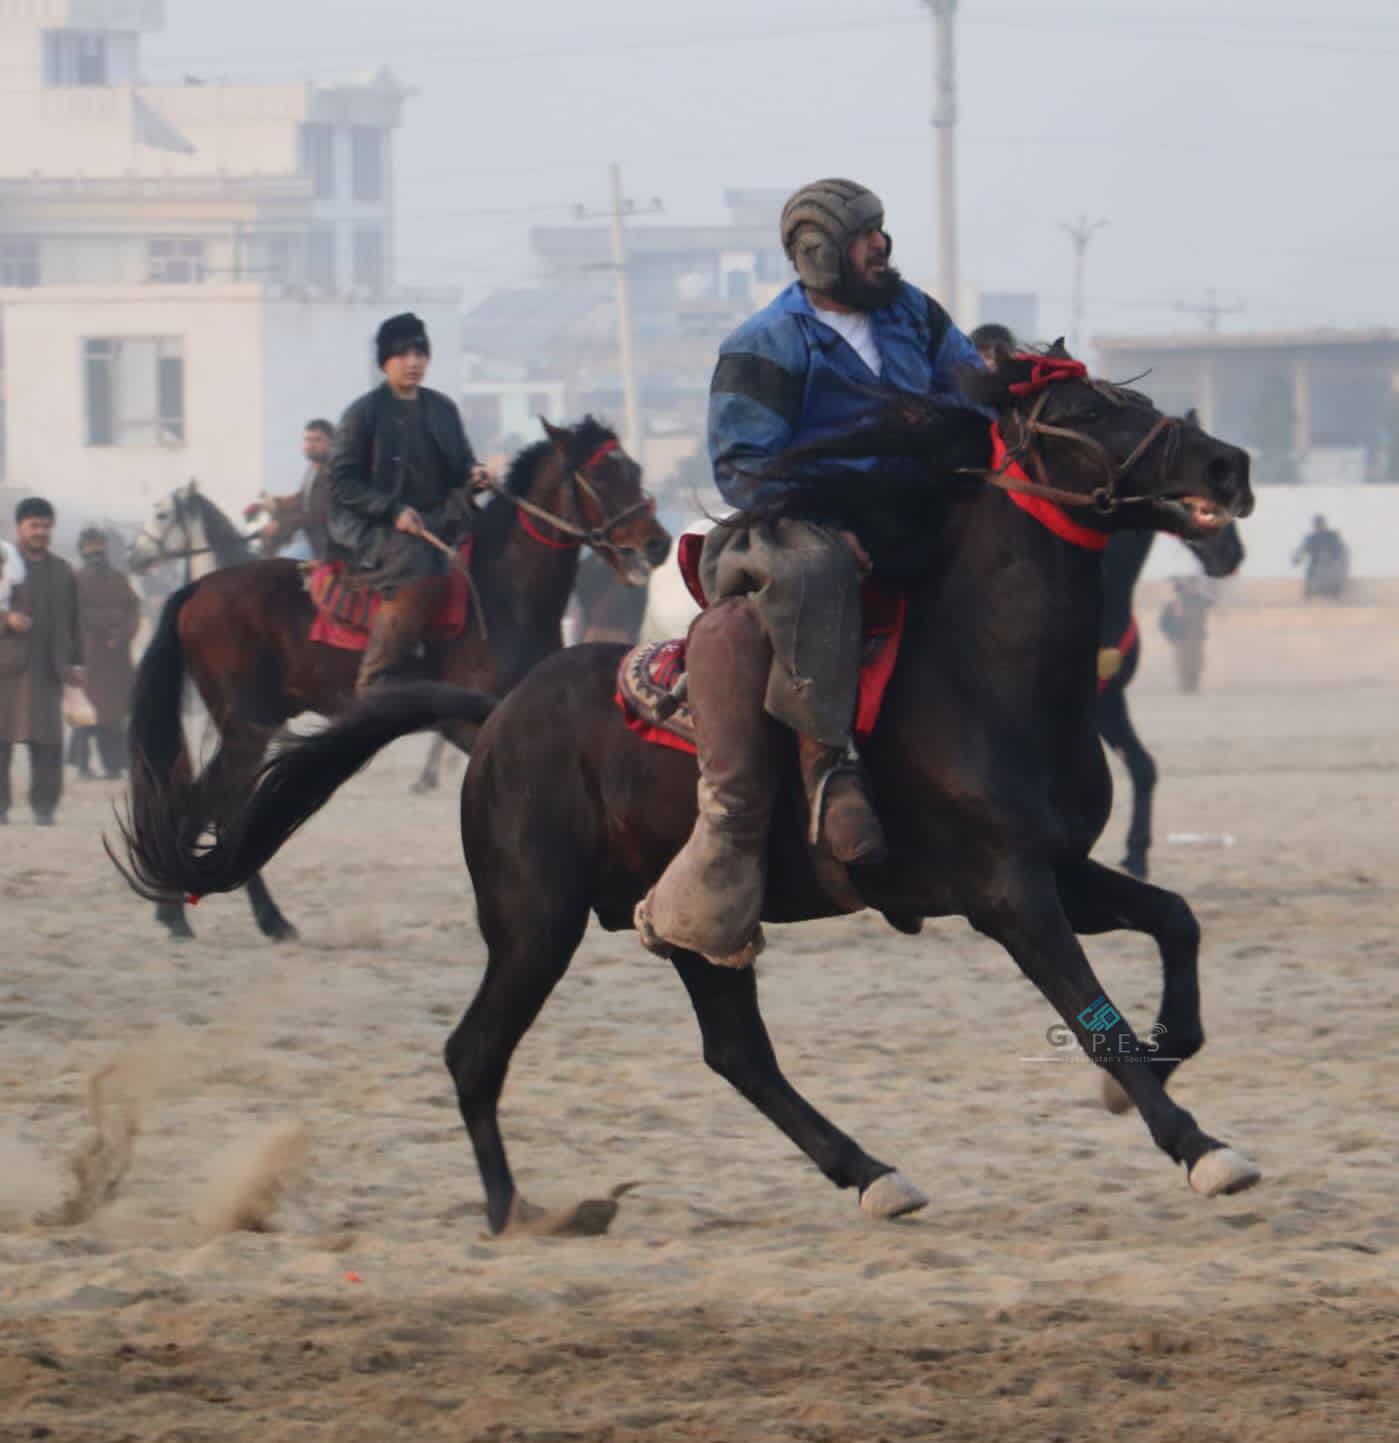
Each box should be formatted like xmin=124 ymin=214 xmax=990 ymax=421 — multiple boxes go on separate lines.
xmin=376 ymin=312 xmax=431 ymax=368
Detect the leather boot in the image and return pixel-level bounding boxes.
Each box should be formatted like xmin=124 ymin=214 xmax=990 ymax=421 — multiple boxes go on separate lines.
xmin=637 ymin=599 xmax=781 ymax=969
xmin=797 ymin=736 xmax=887 ymax=866
xmin=355 ymin=579 xmax=444 ymax=695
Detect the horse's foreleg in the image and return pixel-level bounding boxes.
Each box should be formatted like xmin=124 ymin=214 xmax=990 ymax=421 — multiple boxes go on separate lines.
xmin=1055 ymin=859 xmax=1204 ymax=1114
xmin=669 ymin=949 xmax=926 ymax=1219
xmin=1097 ymin=687 xmax=1157 ymax=878
xmin=972 ymin=866 xmax=1258 ymax=1197
xmin=444 ymin=888 xmax=590 ymax=1236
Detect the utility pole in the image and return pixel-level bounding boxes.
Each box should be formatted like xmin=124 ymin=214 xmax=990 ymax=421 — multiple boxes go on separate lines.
xmin=574 ymin=165 xmax=661 ymax=458
xmin=1061 ymin=215 xmax=1109 ymax=354
xmin=924 ymin=1 xmax=959 ymax=311
xmin=1176 ymin=289 xmax=1244 ymax=333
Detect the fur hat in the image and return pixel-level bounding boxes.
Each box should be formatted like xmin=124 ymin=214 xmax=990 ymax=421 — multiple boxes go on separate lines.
xmin=780 ymin=179 xmax=886 ymax=293
xmin=376 ymin=312 xmax=431 ymax=368
xmin=15 ymin=496 xmax=54 ymax=524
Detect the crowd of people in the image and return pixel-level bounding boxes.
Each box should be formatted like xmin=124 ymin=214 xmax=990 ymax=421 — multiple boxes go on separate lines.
xmin=0 ymin=498 xmax=140 ymax=826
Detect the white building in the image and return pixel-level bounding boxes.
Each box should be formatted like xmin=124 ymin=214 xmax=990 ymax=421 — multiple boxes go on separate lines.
xmin=0 ymin=0 xmax=458 ymax=524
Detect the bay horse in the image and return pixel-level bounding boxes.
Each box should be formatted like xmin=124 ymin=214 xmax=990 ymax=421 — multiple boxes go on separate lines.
xmin=116 ymin=350 xmax=1263 ymax=1232
xmin=127 ymin=417 xmax=670 ymax=941
xmin=1098 ymin=521 xmax=1243 ymax=879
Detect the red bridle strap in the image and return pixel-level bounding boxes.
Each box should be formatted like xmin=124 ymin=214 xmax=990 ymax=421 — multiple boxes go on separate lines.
xmin=990 ymin=424 xmax=1110 ymax=553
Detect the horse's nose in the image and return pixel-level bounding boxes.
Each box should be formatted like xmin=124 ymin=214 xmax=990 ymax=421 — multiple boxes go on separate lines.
xmin=645 ymin=533 xmax=672 ymax=568
xmin=1206 ymin=446 xmax=1253 ymax=518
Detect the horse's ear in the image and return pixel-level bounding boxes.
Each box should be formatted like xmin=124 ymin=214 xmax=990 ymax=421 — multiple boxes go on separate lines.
xmin=186 ymin=478 xmax=199 ymax=494
xmin=1183 ymin=407 xmax=1201 ymax=428
xmin=1047 ymin=336 xmax=1070 ymax=358
xmin=540 ymin=418 xmax=568 ymax=450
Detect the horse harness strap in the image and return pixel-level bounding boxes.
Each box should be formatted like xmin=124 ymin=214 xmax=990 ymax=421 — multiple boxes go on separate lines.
xmin=983 ymin=381 xmax=1182 ymax=515
xmin=489 ymin=439 xmax=654 ymax=553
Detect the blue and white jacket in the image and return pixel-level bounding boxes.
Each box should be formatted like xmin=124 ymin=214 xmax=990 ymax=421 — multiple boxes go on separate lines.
xmin=708 ymin=279 xmax=981 ymax=515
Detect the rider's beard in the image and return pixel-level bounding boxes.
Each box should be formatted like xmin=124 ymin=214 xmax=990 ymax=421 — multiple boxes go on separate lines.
xmin=834 ymin=261 xmax=903 ymax=312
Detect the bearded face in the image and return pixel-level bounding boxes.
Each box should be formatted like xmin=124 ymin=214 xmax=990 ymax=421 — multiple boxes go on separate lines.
xmin=835 ymin=228 xmax=902 ymax=311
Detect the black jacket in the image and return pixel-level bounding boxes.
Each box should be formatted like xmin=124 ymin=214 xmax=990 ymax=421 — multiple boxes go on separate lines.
xmin=328 ymin=383 xmax=478 ymax=567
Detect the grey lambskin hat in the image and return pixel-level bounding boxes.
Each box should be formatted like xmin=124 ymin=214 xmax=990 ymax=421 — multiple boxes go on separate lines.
xmin=780 ymin=179 xmax=886 ymax=292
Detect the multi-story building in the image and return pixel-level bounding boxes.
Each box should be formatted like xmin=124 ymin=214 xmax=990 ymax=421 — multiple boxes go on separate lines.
xmin=0 ymin=0 xmax=458 ymax=524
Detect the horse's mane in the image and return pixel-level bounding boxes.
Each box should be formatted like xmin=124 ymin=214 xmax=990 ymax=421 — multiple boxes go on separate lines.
xmin=478 ymin=416 xmax=619 ymax=552
xmin=189 ymin=490 xmax=252 ymax=561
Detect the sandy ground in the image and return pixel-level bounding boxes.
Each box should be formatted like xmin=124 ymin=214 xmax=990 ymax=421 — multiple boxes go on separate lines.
xmin=0 ymin=600 xmax=1395 ymax=1442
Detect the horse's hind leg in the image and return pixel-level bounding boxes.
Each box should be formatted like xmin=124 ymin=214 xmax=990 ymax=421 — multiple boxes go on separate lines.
xmin=444 ymin=886 xmax=590 ymax=1235
xmin=1056 ymin=859 xmax=1205 ymax=1115
xmin=411 ymin=734 xmax=447 ymax=794
xmin=669 ymin=949 xmax=926 ymax=1219
xmin=1098 ymin=686 xmax=1156 ymax=878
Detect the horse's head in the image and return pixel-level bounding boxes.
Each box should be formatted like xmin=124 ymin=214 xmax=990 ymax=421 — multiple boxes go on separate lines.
xmin=539 ymin=418 xmax=672 ymax=585
xmin=962 ymin=341 xmax=1254 ymax=543
xmin=128 ymin=481 xmax=202 ymax=575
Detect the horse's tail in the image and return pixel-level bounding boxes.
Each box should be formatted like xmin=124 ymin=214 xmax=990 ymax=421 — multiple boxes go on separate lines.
xmin=127 ymin=580 xmax=198 ymax=795
xmin=109 ymin=682 xmax=497 ymax=902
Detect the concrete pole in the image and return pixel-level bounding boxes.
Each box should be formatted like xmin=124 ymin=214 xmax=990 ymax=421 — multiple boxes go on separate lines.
xmin=1061 ymin=215 xmax=1109 ymax=355
xmin=608 ymin=162 xmax=642 ymax=458
xmin=927 ymin=1 xmax=959 ymax=311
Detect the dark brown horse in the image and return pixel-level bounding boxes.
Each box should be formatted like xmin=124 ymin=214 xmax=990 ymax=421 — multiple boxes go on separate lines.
xmin=117 ymin=352 xmax=1262 ymax=1233
xmin=128 ymin=417 xmax=670 ymax=941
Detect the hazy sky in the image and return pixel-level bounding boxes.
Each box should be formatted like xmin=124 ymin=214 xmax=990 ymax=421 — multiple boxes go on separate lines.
xmin=146 ymin=1 xmax=1399 ymax=343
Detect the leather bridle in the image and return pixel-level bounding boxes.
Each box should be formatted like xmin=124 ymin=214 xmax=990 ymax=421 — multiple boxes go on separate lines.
xmin=982 ymin=380 xmax=1183 ymax=515
xmin=489 ymin=438 xmax=656 ymax=554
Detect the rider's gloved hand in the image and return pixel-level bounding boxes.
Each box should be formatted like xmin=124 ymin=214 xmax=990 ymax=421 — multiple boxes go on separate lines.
xmin=395 ymin=507 xmax=426 ymax=536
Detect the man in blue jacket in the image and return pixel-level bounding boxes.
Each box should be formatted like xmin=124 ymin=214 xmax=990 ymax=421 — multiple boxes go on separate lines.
xmin=640 ymin=178 xmax=980 ymax=968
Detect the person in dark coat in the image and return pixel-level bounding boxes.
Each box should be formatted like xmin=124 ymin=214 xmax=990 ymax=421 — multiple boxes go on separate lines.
xmin=0 ymin=498 xmax=83 ymax=824
xmin=328 ymin=313 xmax=489 ymax=692
xmin=70 ymin=527 xmax=140 ymax=779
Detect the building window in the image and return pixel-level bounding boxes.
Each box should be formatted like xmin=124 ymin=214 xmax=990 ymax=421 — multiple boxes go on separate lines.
xmin=306 ymin=227 xmax=336 ymax=290
xmin=351 ymin=127 xmax=384 ymax=204
xmin=147 ymin=238 xmax=206 ymax=285
xmin=0 ymin=240 xmax=40 ymax=288
xmin=352 ymin=227 xmax=384 ymax=295
xmin=84 ymin=338 xmax=185 ymax=449
xmin=42 ymin=30 xmax=110 ymax=87
xmin=301 ymin=124 xmax=337 ymax=200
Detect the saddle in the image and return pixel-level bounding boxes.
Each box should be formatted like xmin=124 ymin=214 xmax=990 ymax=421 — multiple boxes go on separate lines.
xmin=616 ymin=533 xmax=907 ymax=754
xmin=306 ymin=540 xmax=475 ymax=653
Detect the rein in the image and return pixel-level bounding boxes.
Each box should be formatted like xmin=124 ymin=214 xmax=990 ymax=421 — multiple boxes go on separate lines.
xmin=490 ymin=438 xmax=654 ymax=554
xmin=980 ymin=364 xmax=1182 ymax=516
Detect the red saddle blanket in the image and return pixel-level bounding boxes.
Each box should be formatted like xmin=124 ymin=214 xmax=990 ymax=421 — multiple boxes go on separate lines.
xmin=615 ymin=532 xmax=907 ymax=755
xmin=307 ymin=541 xmax=474 ymax=653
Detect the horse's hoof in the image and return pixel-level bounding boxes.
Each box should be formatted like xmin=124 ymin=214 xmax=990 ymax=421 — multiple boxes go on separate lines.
xmin=504 ymin=1194 xmax=621 ymax=1238
xmin=165 ymin=924 xmax=196 ymax=942
xmin=409 ymin=778 xmax=438 ymax=795
xmin=1188 ymin=1147 xmax=1261 ymax=1198
xmin=261 ymin=918 xmax=300 ymax=944
xmin=1102 ymin=1075 xmax=1133 ymax=1115
xmin=860 ymin=1171 xmax=929 ymax=1220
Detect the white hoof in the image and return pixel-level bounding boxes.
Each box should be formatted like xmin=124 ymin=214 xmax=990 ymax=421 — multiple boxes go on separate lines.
xmin=1188 ymin=1147 xmax=1262 ymax=1198
xmin=860 ymin=1171 xmax=929 ymax=1220
xmin=1102 ymin=1075 xmax=1132 ymax=1115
